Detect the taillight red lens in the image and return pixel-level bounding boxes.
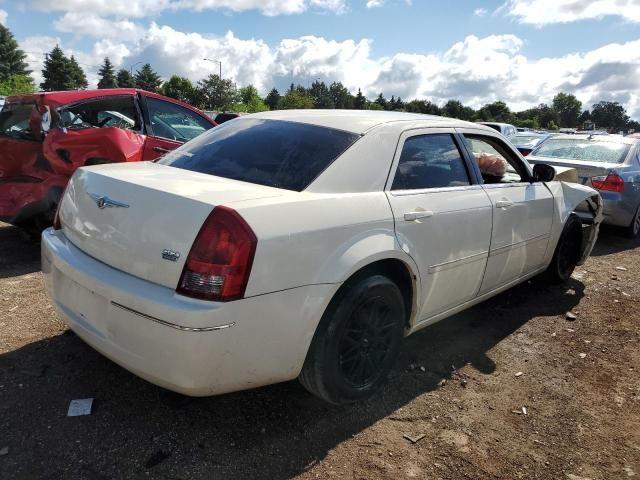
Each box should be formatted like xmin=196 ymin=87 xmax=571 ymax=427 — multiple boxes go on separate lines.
xmin=591 ymin=174 xmax=625 ymax=193
xmin=177 ymin=206 xmax=257 ymax=302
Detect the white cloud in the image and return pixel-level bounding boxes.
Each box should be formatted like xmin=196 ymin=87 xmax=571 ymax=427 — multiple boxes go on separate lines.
xmin=0 ymin=9 xmax=7 ymax=25
xmin=29 ymin=0 xmax=346 ymax=17
xmin=366 ymin=0 xmax=384 ymax=7
xmin=504 ymin=0 xmax=640 ymax=25
xmin=53 ymin=13 xmax=144 ymax=41
xmin=474 ymin=7 xmax=488 ymax=16
xmin=19 ymin=25 xmax=640 ymax=119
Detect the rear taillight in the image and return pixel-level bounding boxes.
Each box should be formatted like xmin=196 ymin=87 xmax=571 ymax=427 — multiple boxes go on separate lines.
xmin=591 ymin=174 xmax=625 ymax=193
xmin=177 ymin=206 xmax=257 ymax=302
xmin=520 ymin=148 xmax=532 ymax=157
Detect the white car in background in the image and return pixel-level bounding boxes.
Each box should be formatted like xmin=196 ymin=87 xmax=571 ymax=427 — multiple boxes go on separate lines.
xmin=42 ymin=110 xmax=602 ymax=404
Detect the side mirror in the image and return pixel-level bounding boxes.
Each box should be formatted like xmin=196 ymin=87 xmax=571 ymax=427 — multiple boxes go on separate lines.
xmin=533 ymin=163 xmax=555 ymax=182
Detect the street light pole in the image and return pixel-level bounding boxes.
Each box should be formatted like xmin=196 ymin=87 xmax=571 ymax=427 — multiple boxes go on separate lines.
xmin=129 ymin=61 xmax=142 ymax=75
xmin=203 ymin=58 xmax=223 ymax=111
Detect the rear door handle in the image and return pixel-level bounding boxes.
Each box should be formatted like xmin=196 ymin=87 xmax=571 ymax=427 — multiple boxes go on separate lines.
xmin=495 ymin=200 xmax=513 ymax=209
xmin=404 ymin=210 xmax=434 ymax=221
xmin=153 ymin=146 xmax=170 ymax=153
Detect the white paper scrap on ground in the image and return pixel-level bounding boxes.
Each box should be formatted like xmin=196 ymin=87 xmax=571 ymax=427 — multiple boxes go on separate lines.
xmin=67 ymin=398 xmax=94 ymax=416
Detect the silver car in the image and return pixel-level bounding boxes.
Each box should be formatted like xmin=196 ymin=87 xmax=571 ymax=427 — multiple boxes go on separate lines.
xmin=528 ymin=134 xmax=640 ymax=237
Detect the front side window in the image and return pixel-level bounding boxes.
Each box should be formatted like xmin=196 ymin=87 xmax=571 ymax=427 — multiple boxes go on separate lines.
xmin=58 ymin=95 xmax=140 ymax=132
xmin=158 ymin=118 xmax=360 ymax=191
xmin=0 ymin=102 xmax=38 ymax=141
xmin=146 ymin=97 xmax=212 ymax=142
xmin=463 ymin=134 xmax=528 ymax=184
xmin=532 ymin=138 xmax=631 ymax=164
xmin=391 ymin=134 xmax=471 ymax=190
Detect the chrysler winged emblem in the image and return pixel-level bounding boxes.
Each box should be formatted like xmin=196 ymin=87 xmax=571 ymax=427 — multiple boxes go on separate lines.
xmin=87 ymin=192 xmax=130 ymax=209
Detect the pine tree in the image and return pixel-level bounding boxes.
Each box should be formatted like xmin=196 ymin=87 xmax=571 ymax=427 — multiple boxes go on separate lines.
xmin=68 ymin=56 xmax=88 ymax=90
xmin=0 ymin=24 xmax=31 ymax=82
xmin=134 ymin=63 xmax=163 ymax=92
xmin=40 ymin=45 xmax=72 ymax=91
xmin=97 ymin=57 xmax=117 ymax=89
xmin=354 ymin=89 xmax=366 ymax=109
xmin=265 ymin=88 xmax=281 ymax=110
xmin=375 ymin=93 xmax=387 ymax=110
xmin=116 ymin=69 xmax=135 ymax=88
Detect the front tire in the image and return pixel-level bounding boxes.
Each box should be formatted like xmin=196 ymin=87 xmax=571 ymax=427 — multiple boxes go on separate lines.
xmin=543 ymin=214 xmax=583 ymax=284
xmin=299 ymin=275 xmax=406 ymax=405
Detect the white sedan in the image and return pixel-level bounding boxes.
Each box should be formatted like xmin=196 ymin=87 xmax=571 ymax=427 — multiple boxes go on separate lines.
xmin=42 ymin=110 xmax=603 ymax=404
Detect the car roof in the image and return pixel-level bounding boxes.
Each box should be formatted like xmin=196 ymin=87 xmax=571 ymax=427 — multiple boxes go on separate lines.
xmin=545 ymin=133 xmax=639 ymax=145
xmin=6 ymin=88 xmax=214 ymax=122
xmin=479 ymin=122 xmax=513 ymax=127
xmin=249 ymin=109 xmax=489 ymax=134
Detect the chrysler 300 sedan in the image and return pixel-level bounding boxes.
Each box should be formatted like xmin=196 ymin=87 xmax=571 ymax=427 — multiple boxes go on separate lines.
xmin=42 ymin=111 xmax=603 ymax=404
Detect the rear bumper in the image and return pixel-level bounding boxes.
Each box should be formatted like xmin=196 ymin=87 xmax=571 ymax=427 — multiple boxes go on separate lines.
xmin=41 ymin=228 xmax=335 ymax=396
xmin=0 ymin=175 xmax=67 ymax=223
xmin=599 ymin=192 xmax=637 ymax=227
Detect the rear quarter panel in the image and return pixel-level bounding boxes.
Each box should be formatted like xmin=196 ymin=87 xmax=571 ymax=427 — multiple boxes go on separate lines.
xmin=231 ymin=192 xmax=419 ymax=299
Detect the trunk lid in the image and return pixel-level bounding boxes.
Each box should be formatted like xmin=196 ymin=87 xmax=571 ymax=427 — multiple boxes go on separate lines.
xmin=59 ymin=162 xmax=284 ymax=289
xmin=527 ymin=155 xmax=621 ymax=187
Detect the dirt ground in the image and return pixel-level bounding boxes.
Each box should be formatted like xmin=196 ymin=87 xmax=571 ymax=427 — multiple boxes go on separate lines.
xmin=0 ymin=222 xmax=639 ymax=480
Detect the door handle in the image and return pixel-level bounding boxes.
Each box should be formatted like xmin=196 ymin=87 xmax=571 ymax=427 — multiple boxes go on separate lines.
xmin=495 ymin=200 xmax=513 ymax=209
xmin=153 ymin=146 xmax=170 ymax=153
xmin=404 ymin=210 xmax=434 ymax=221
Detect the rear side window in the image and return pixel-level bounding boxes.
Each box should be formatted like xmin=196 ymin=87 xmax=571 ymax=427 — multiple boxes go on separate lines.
xmin=158 ymin=118 xmax=360 ymax=191
xmin=0 ymin=102 xmax=38 ymax=141
xmin=58 ymin=95 xmax=140 ymax=132
xmin=532 ymin=138 xmax=631 ymax=164
xmin=392 ymin=134 xmax=471 ymax=190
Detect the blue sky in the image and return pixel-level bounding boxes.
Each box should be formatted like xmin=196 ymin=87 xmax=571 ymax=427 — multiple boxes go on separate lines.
xmin=2 ymin=0 xmax=640 ymax=117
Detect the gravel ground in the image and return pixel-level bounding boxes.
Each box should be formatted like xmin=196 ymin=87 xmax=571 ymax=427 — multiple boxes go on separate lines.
xmin=0 ymin=222 xmax=639 ymax=480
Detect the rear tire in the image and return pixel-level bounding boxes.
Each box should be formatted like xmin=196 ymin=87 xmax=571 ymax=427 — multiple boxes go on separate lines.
xmin=543 ymin=214 xmax=583 ymax=284
xmin=625 ymin=205 xmax=640 ymax=239
xmin=299 ymin=275 xmax=406 ymax=405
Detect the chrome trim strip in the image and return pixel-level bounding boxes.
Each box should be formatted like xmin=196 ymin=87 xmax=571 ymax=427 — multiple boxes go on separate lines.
xmin=489 ymin=233 xmax=550 ymax=257
xmin=110 ymin=302 xmax=235 ymax=332
xmin=428 ymin=250 xmax=488 ymax=274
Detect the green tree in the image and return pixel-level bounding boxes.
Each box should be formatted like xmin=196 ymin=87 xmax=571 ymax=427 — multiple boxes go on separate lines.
xmin=0 ymin=74 xmax=35 ymax=96
xmin=135 ymin=63 xmax=163 ymax=93
xmin=310 ymin=80 xmax=333 ymax=109
xmin=265 ymin=88 xmax=281 ymax=110
xmin=404 ymin=99 xmax=441 ymax=115
xmin=366 ymin=101 xmax=384 ymax=111
xmin=68 ymin=56 xmax=88 ymax=90
xmin=197 ymin=74 xmax=238 ymax=110
xmin=0 ymin=24 xmax=31 ymax=82
xmin=238 ymin=85 xmax=269 ymax=112
xmin=40 ymin=45 xmax=73 ymax=91
xmin=116 ymin=69 xmax=135 ymax=88
xmin=535 ymin=103 xmax=560 ymax=129
xmin=442 ymin=99 xmax=475 ymax=121
xmin=591 ymin=101 xmax=629 ymax=130
xmin=278 ymin=89 xmax=315 ymax=109
xmin=478 ymin=101 xmax=513 ymax=123
xmin=374 ymin=93 xmax=387 ymax=110
xmin=354 ymin=89 xmax=366 ymax=109
xmin=552 ymin=92 xmax=582 ymax=128
xmin=97 ymin=57 xmax=117 ymax=89
xmin=162 ymin=75 xmax=196 ymax=103
xmin=329 ymin=82 xmax=354 ymax=109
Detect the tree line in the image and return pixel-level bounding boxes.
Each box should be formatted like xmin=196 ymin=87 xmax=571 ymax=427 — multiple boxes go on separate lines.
xmin=0 ymin=23 xmax=637 ymax=132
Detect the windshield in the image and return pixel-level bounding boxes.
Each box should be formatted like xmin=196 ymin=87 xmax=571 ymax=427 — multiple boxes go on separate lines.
xmin=532 ymin=138 xmax=630 ymax=164
xmin=0 ymin=102 xmax=38 ymax=141
xmin=158 ymin=118 xmax=360 ymax=191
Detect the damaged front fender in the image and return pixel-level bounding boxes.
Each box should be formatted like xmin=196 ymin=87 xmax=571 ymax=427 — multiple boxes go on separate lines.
xmin=546 ymin=180 xmax=603 ymax=265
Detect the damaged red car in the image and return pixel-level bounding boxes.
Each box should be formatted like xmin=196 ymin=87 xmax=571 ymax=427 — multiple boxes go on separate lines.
xmin=0 ymin=88 xmax=216 ymax=230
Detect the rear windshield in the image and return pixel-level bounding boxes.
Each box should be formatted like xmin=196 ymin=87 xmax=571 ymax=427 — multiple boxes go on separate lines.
xmin=158 ymin=118 xmax=360 ymax=191
xmin=532 ymin=138 xmax=631 ymax=163
xmin=510 ymin=135 xmax=542 ymax=144
xmin=0 ymin=102 xmax=38 ymax=141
